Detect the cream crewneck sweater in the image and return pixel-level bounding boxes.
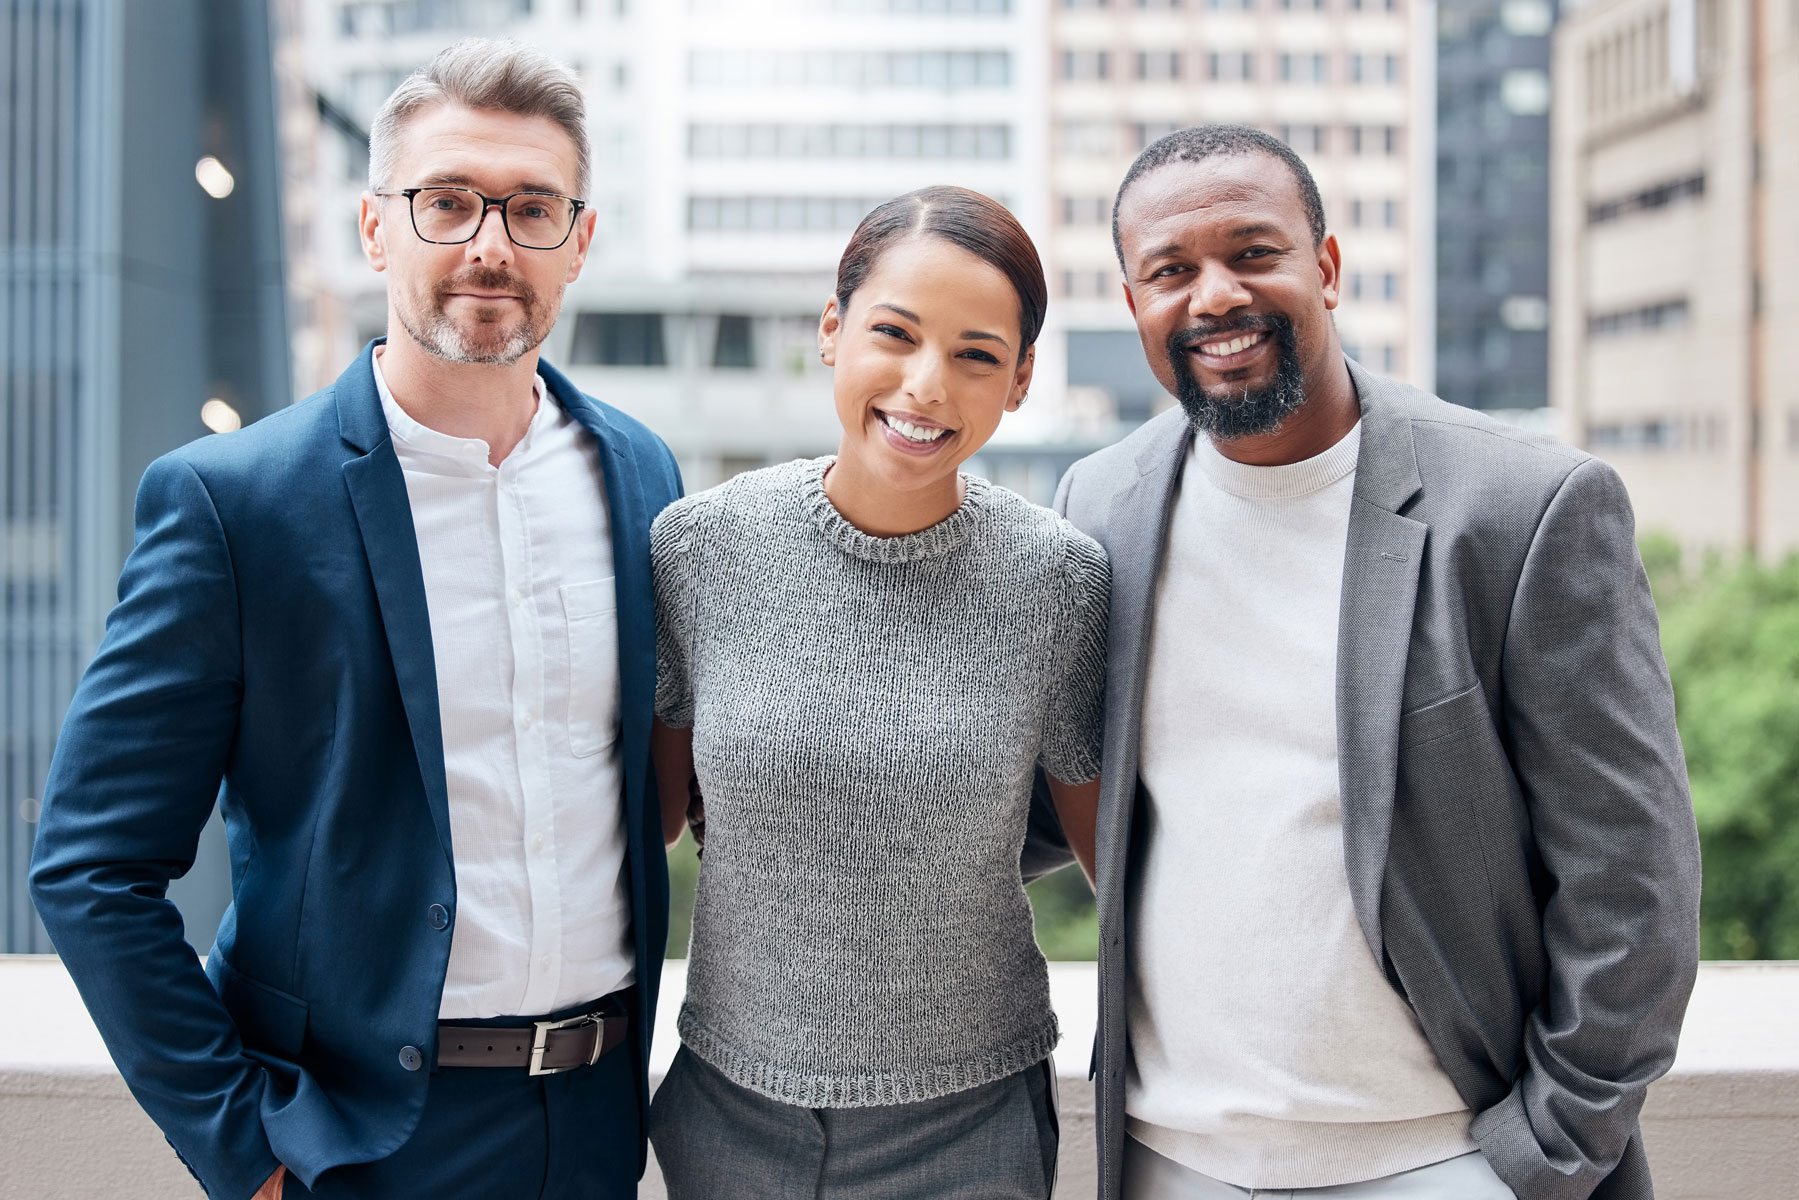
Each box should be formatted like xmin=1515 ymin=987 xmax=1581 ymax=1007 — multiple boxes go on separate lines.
xmin=1125 ymin=422 xmax=1477 ymax=1188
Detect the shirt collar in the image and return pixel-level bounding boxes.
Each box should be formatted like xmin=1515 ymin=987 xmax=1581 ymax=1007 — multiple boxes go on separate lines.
xmin=372 ymin=345 xmax=551 ymax=466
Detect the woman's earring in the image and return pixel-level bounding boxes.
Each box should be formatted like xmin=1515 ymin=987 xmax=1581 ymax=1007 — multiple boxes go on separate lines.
xmin=1016 ymin=390 xmax=1029 ymax=408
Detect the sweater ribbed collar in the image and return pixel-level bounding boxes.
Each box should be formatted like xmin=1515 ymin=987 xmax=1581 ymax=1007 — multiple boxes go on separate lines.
xmin=801 ymin=456 xmax=989 ymax=563
xmin=1191 ymin=420 xmax=1363 ymax=500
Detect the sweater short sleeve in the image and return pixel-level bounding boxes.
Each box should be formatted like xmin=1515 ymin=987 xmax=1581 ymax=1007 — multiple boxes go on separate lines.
xmin=1040 ymin=530 xmax=1110 ymax=784
xmin=651 ymin=497 xmax=703 ymax=729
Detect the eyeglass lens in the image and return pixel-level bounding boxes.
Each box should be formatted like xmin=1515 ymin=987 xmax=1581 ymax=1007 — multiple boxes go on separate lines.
xmin=411 ymin=189 xmax=574 ymax=248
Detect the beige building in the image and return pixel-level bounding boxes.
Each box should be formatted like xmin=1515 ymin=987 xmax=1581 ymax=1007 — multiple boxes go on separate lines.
xmin=1550 ymin=0 xmax=1799 ymax=560
xmin=1046 ymin=0 xmax=1437 ymax=431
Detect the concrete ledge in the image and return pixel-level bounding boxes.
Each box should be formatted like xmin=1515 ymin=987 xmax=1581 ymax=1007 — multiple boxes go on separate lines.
xmin=2 ymin=959 xmax=1795 ymax=1198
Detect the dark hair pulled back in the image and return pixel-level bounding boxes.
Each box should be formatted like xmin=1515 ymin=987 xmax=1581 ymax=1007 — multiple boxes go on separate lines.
xmin=834 ymin=186 xmax=1047 ymax=351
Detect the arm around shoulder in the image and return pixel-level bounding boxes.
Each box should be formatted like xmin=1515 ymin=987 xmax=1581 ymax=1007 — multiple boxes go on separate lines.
xmin=1477 ymin=456 xmax=1701 ymax=1199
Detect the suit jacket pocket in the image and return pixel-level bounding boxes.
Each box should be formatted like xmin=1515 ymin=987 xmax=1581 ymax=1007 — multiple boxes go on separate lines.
xmin=562 ymin=577 xmax=620 ymax=759
xmin=216 ymin=957 xmax=309 ymax=1060
xmin=1398 ymin=682 xmax=1486 ymax=749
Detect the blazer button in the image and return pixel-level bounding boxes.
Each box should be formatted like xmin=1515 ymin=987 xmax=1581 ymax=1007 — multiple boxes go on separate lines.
xmin=429 ymin=904 xmax=449 ymax=930
xmin=399 ymin=1045 xmax=424 ymax=1071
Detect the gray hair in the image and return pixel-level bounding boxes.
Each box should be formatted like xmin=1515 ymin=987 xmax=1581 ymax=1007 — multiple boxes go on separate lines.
xmin=367 ymin=38 xmax=590 ymax=197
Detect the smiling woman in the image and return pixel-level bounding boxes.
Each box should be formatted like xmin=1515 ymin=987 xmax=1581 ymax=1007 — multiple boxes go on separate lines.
xmin=645 ymin=188 xmax=1109 ymax=1200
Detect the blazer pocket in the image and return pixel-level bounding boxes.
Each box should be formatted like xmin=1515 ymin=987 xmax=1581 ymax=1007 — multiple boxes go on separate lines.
xmin=216 ymin=957 xmax=309 ymax=1060
xmin=562 ymin=578 xmax=620 ymax=759
xmin=1398 ymin=681 xmax=1486 ymax=749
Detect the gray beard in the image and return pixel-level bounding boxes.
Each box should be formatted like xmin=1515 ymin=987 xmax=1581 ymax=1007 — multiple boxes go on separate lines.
xmin=394 ymin=283 xmax=560 ymax=367
xmin=1168 ymin=316 xmax=1307 ymax=441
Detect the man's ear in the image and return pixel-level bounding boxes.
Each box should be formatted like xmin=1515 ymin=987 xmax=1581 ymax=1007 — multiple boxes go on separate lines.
xmin=817 ymin=297 xmax=842 ymax=367
xmin=360 ymin=193 xmax=388 ymax=273
xmin=565 ymin=205 xmax=599 ymax=284
xmin=1318 ymin=234 xmax=1342 ymax=311
xmin=1121 ymin=277 xmax=1137 ymax=318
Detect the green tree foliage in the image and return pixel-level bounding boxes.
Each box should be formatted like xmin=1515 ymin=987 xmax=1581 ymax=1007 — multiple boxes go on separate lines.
xmin=1650 ymin=542 xmax=1799 ymax=959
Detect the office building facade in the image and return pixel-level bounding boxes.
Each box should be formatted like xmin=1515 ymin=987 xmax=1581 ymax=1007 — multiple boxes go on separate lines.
xmin=1435 ymin=0 xmax=1556 ymax=414
xmin=1550 ymin=0 xmax=1797 ymax=558
xmin=1046 ymin=0 xmax=1437 ymax=433
xmin=2 ymin=0 xmax=290 ymax=951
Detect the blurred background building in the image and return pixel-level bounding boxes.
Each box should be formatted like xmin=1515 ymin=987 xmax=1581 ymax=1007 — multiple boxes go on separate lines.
xmin=5 ymin=0 xmax=1796 ymax=959
xmin=1435 ymin=0 xmax=1556 ymax=417
xmin=1551 ymin=0 xmax=1797 ymax=562
xmin=2 ymin=0 xmax=288 ymax=952
xmin=1049 ymin=0 xmax=1435 ymax=424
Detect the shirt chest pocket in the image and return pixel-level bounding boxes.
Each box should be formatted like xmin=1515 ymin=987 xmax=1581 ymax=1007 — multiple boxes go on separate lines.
xmin=561 ymin=578 xmax=619 ymax=759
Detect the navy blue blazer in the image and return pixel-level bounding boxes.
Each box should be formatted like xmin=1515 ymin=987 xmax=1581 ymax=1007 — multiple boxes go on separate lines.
xmin=30 ymin=342 xmax=682 ymax=1199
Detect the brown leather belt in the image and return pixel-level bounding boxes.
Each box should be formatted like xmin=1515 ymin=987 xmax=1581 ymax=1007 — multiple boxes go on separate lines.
xmin=437 ymin=995 xmax=631 ymax=1076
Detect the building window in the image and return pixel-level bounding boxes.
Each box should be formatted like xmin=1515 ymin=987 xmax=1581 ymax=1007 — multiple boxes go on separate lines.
xmin=1058 ymin=120 xmax=1119 ymax=155
xmin=1277 ymin=52 xmax=1329 ymax=83
xmin=1349 ymin=52 xmax=1402 ymax=83
xmin=1382 ymin=198 xmax=1401 ymax=227
xmin=690 ymin=50 xmax=1011 ymax=90
xmin=1278 ymin=124 xmax=1327 ymax=154
xmin=1207 ymin=50 xmax=1257 ymax=81
xmin=1382 ymin=272 xmax=1401 ymax=302
xmin=1587 ymin=171 xmax=1705 ymax=224
xmin=1349 ymin=198 xmax=1364 ymax=228
xmin=1061 ymin=195 xmax=1111 ymax=225
xmin=1205 ymin=0 xmax=1254 ymax=9
xmin=1136 ymin=50 xmax=1183 ymax=81
xmin=688 ymin=195 xmax=881 ymax=231
xmin=1061 ymin=49 xmax=1112 ymax=81
xmin=569 ymin=312 xmax=667 ymax=367
xmin=687 ymin=123 xmax=1010 ymax=160
xmin=1132 ymin=121 xmax=1182 ymax=150
xmin=712 ymin=315 xmax=755 ymax=368
xmin=1350 ymin=125 xmax=1403 ymax=155
xmin=1587 ymin=297 xmax=1690 ymax=337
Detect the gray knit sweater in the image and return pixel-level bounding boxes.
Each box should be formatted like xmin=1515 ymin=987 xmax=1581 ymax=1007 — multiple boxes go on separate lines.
xmin=652 ymin=457 xmax=1109 ymax=1108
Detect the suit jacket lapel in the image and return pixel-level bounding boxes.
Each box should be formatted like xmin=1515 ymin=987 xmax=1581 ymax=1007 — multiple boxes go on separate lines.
xmin=539 ymin=361 xmax=654 ymax=777
xmin=335 ymin=343 xmax=454 ymax=867
xmin=1097 ymin=415 xmax=1191 ymax=894
xmin=1336 ymin=359 xmax=1427 ymax=965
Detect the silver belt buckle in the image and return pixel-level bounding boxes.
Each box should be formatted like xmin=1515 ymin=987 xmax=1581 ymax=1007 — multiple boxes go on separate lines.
xmin=529 ymin=1011 xmax=606 ymax=1076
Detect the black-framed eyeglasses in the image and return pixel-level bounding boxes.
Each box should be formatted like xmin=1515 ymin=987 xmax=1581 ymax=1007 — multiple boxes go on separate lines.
xmin=375 ymin=187 xmax=586 ymax=250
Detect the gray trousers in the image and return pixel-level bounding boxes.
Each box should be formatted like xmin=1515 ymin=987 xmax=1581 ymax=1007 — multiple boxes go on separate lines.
xmin=1123 ymin=1136 xmax=1515 ymax=1200
xmin=650 ymin=1045 xmax=1059 ymax=1199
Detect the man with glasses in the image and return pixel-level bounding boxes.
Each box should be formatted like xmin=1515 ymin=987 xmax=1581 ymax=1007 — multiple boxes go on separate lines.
xmin=31 ymin=39 xmax=679 ymax=1200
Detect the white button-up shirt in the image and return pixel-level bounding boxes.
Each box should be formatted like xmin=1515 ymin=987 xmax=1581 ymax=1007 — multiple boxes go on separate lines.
xmin=374 ymin=350 xmax=634 ymax=1019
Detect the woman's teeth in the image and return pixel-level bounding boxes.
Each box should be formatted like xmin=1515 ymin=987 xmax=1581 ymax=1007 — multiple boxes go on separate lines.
xmin=1199 ymin=331 xmax=1267 ymax=356
xmin=881 ymin=413 xmax=949 ymax=443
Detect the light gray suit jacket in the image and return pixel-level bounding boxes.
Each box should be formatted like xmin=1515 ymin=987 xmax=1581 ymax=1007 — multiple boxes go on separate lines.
xmin=1039 ymin=359 xmax=1701 ymax=1200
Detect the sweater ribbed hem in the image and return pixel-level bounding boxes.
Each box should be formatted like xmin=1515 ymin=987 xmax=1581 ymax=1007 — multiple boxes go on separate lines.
xmin=1126 ymin=1109 xmax=1477 ymax=1190
xmin=677 ymin=1005 xmax=1060 ymax=1109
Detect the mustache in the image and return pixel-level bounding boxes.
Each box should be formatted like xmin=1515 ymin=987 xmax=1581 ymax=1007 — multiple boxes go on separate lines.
xmin=1167 ymin=313 xmax=1291 ymax=354
xmin=435 ymin=267 xmax=537 ymax=306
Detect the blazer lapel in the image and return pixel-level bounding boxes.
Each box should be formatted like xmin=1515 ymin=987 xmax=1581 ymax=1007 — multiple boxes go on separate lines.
xmin=1096 ymin=415 xmax=1191 ymax=898
xmin=1336 ymin=359 xmax=1427 ymax=965
xmin=336 ymin=344 xmax=454 ymax=867
xmin=538 ymin=363 xmax=655 ymax=835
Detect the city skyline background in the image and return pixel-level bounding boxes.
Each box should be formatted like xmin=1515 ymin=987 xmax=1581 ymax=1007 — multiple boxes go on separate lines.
xmin=3 ymin=0 xmax=1795 ymax=958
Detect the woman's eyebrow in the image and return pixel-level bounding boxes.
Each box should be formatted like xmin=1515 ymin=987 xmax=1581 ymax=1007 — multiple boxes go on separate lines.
xmin=870 ymin=302 xmax=921 ymax=322
xmin=960 ymin=329 xmax=1011 ymax=349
